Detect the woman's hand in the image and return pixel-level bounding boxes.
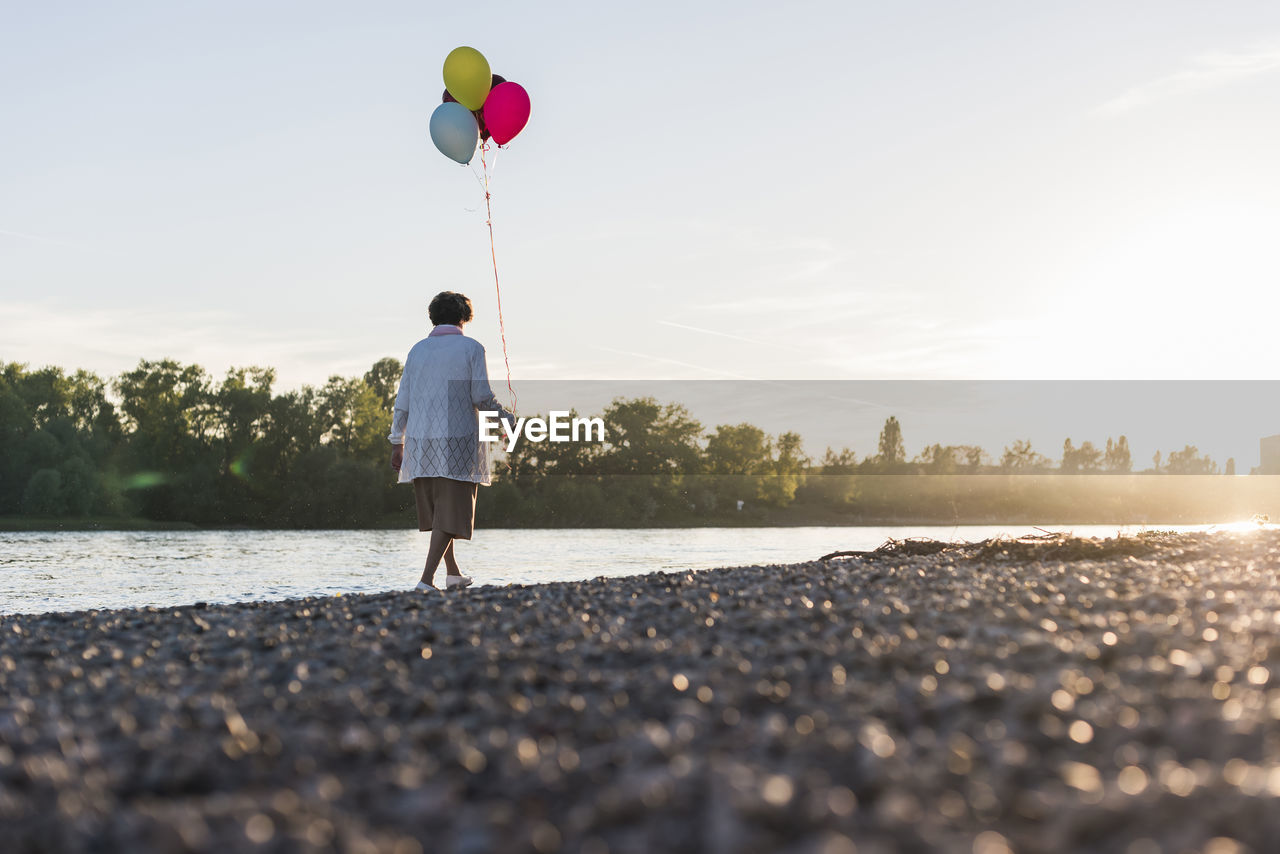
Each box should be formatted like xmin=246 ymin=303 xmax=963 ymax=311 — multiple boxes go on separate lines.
xmin=390 ymin=445 xmax=404 ymax=471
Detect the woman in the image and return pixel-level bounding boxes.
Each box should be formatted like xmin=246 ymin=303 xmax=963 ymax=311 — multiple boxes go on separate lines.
xmin=388 ymin=291 xmax=513 ymax=592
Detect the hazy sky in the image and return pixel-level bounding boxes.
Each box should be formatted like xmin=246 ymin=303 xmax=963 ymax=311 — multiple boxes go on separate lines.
xmin=4 ymin=2 xmax=1280 ymax=457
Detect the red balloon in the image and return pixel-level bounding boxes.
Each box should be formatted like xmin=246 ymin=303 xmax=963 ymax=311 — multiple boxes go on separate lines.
xmin=481 ymin=82 xmax=530 ymax=146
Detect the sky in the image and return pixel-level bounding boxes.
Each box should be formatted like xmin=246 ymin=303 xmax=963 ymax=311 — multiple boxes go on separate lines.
xmin=3 ymin=1 xmax=1280 ymax=463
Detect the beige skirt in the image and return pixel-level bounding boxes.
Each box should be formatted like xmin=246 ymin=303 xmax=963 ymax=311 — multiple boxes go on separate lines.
xmin=413 ymin=477 xmax=479 ymax=539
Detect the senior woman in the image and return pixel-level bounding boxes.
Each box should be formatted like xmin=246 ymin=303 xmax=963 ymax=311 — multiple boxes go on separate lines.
xmin=389 ymin=291 xmax=513 ymax=592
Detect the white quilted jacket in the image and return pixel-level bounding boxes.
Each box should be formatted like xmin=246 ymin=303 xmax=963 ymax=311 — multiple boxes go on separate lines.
xmin=388 ymin=330 xmax=511 ymax=485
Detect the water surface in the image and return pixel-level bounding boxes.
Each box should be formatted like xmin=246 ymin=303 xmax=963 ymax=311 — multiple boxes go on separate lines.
xmin=0 ymin=524 xmax=1220 ymax=615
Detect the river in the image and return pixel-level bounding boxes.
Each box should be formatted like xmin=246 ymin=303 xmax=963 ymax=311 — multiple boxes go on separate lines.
xmin=0 ymin=524 xmax=1225 ymax=614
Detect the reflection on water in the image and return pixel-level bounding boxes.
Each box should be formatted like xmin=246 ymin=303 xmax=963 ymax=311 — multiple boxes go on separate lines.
xmin=0 ymin=524 xmax=1236 ymax=615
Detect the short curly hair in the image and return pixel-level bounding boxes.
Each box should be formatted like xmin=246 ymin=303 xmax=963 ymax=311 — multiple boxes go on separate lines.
xmin=428 ymin=291 xmax=473 ymax=326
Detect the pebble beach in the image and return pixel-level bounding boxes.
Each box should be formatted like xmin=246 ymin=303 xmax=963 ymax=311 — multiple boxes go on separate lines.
xmin=2 ymin=531 xmax=1279 ymax=853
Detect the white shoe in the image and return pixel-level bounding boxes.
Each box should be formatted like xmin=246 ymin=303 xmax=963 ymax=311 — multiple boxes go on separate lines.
xmin=445 ymin=575 xmax=473 ymax=590
xmin=415 ymin=581 xmax=437 ymax=593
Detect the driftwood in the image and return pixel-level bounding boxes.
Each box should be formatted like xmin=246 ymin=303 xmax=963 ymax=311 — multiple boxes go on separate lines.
xmin=818 ymin=537 xmax=974 ymax=562
xmin=818 ymin=529 xmax=1181 ymax=563
xmin=817 ymin=549 xmax=877 ymax=561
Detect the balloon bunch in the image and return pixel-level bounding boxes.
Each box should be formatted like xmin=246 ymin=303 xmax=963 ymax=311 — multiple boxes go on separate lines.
xmin=426 ymin=46 xmax=527 ymax=414
xmin=429 ymin=46 xmax=531 ymax=164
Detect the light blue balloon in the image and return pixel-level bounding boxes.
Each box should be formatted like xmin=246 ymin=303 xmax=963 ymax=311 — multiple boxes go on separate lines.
xmin=430 ymin=102 xmax=479 ymax=164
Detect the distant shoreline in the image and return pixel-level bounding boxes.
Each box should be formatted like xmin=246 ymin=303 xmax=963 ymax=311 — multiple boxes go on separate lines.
xmin=7 ymin=472 xmax=1275 ymax=533
xmin=0 ymin=513 xmax=1249 ymax=533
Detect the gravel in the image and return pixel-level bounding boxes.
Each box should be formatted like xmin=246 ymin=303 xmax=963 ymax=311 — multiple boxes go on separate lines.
xmin=2 ymin=530 xmax=1279 ymax=853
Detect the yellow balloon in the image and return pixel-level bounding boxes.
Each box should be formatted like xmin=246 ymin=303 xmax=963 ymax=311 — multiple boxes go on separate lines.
xmin=443 ymin=46 xmax=491 ymax=111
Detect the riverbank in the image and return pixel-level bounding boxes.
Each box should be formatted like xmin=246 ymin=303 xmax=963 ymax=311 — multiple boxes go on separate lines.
xmin=0 ymin=510 xmax=1266 ymax=533
xmin=0 ymin=516 xmax=202 ymax=532
xmin=2 ymin=531 xmax=1278 ymax=852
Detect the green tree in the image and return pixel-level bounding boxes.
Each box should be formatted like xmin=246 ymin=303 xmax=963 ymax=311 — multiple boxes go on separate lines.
xmin=1076 ymin=441 xmax=1102 ymax=472
xmin=0 ymin=362 xmax=125 ymax=517
xmin=703 ymin=422 xmax=770 ymax=508
xmin=273 ymin=447 xmax=383 ymax=527
xmin=115 ymin=359 xmax=214 ymax=471
xmin=1061 ymin=439 xmax=1103 ymax=474
xmin=705 ymin=423 xmax=771 ymax=476
xmin=207 ymin=367 xmax=277 ymax=522
xmin=261 ymin=386 xmax=325 ymax=477
xmin=67 ymin=369 xmax=120 ymax=440
xmin=704 ymin=425 xmax=807 ymax=507
xmin=1061 ymin=439 xmax=1077 ymax=474
xmin=758 ymin=430 xmax=808 ymax=506
xmin=820 ymin=447 xmax=858 ymax=474
xmin=804 ymin=447 xmax=858 ymax=508
xmin=916 ymin=443 xmax=959 ymax=474
xmin=959 ymin=445 xmax=987 ymax=470
xmin=318 ymin=375 xmax=385 ymax=460
xmin=600 ymin=398 xmax=703 ymax=476
xmin=1104 ymin=436 xmax=1132 ymax=473
xmin=507 ymin=409 xmax=604 ymax=477
xmin=215 ymin=368 xmax=274 ymax=444
xmin=1165 ymin=445 xmax=1217 ymax=474
xmin=59 ymin=457 xmax=100 ymax=516
xmin=20 ymin=430 xmax=62 ymax=475
xmin=876 ymin=416 xmax=905 ymax=469
xmin=11 ymin=365 xmax=72 ymax=429
xmin=364 ymin=357 xmax=403 ymax=413
xmin=0 ymin=391 xmax=28 ymax=511
xmin=1001 ymin=439 xmax=1050 ymax=471
xmin=113 ymin=360 xmax=218 ymax=520
xmin=22 ymin=469 xmax=64 ymax=516
xmin=214 ymin=367 xmax=275 ymax=469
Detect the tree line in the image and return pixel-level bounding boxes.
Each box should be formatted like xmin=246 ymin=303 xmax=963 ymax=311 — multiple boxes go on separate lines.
xmin=865 ymin=416 xmax=1227 ymax=475
xmin=0 ymin=359 xmax=1237 ymax=528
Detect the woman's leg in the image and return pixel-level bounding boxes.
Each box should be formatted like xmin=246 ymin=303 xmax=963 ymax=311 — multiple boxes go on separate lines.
xmin=443 ymin=540 xmax=462 ymax=577
xmin=421 ymin=527 xmax=454 ymax=586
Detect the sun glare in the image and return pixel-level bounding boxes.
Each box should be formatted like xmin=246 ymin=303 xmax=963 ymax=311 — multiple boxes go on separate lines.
xmin=1090 ymin=203 xmax=1276 ymax=299
xmin=1209 ymin=518 xmax=1274 ymax=534
xmin=1046 ymin=200 xmax=1280 ymax=375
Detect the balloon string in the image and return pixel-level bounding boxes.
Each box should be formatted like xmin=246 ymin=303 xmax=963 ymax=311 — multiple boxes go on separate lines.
xmin=467 ymin=160 xmax=487 ymax=192
xmin=479 ymin=141 xmax=517 ymax=415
